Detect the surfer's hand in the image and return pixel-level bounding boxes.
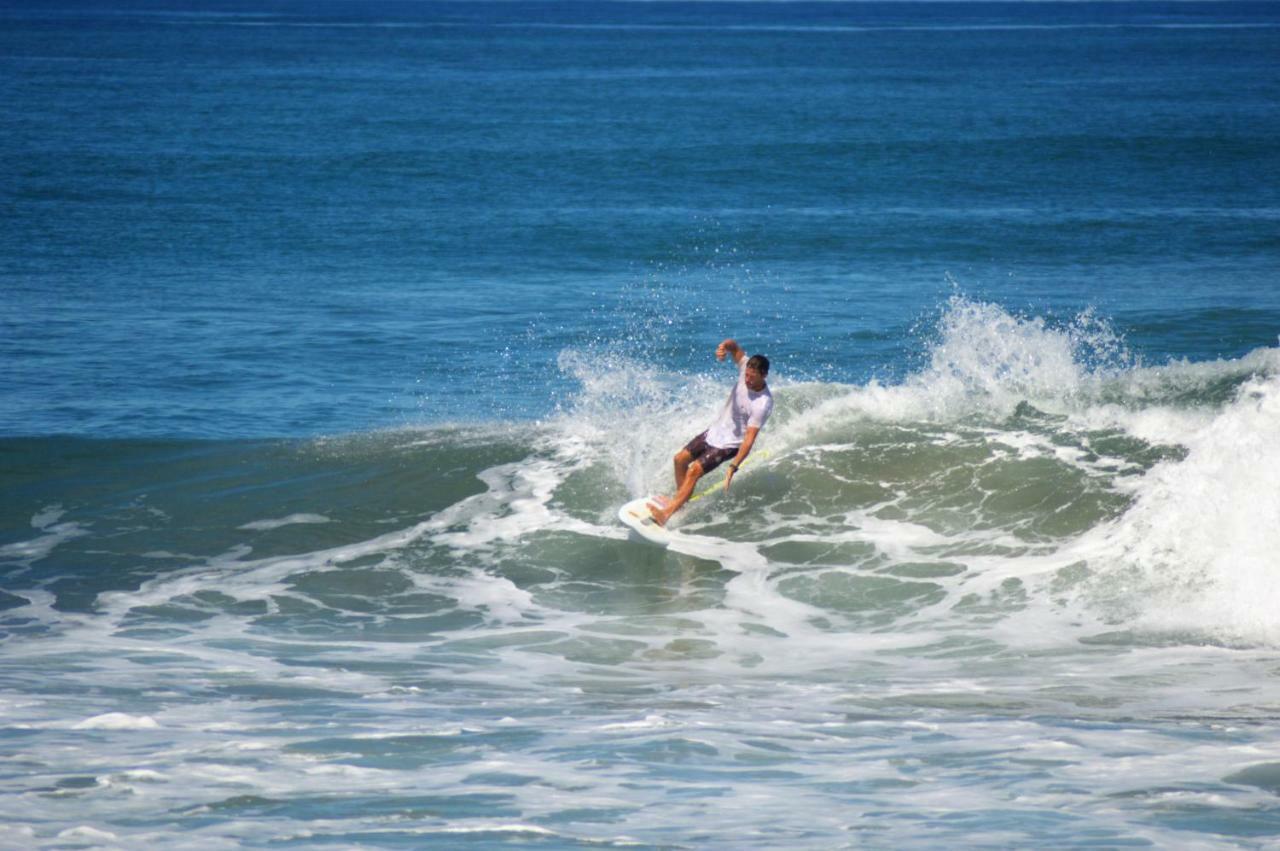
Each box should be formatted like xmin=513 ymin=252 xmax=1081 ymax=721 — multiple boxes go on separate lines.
xmin=723 ymin=467 xmax=735 ymax=491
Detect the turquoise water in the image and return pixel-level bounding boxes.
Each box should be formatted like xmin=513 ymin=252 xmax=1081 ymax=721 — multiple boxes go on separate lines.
xmin=3 ymin=2 xmax=1280 ymax=847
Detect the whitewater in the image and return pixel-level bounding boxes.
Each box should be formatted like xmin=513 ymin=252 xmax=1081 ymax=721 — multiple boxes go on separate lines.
xmin=3 ymin=300 xmax=1279 ymax=848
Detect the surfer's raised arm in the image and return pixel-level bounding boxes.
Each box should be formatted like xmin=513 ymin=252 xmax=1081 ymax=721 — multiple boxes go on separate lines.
xmin=645 ymin=339 xmax=774 ymax=527
xmin=716 ymin=338 xmax=746 ymax=365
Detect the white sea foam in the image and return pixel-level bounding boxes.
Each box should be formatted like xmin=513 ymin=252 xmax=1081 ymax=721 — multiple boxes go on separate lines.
xmin=31 ymin=504 xmax=66 ymax=529
xmin=599 ymin=714 xmax=678 ymax=732
xmin=73 ymin=713 xmax=160 ymax=731
xmin=1069 ymin=346 xmax=1280 ymax=445
xmin=1079 ymin=373 xmax=1280 ymax=645
xmin=435 ymin=824 xmax=557 ymax=836
xmin=0 ymin=505 xmax=89 ymax=567
xmin=755 ymin=299 xmax=1137 ymax=455
xmin=555 ymin=347 xmax=730 ymax=500
xmin=238 ymin=513 xmax=330 ymax=531
xmin=56 ymin=825 xmax=119 ymax=842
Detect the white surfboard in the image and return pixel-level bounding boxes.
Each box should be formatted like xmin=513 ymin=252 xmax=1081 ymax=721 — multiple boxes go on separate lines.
xmin=618 ymin=450 xmax=771 ymax=546
xmin=617 ymin=496 xmax=672 ymax=547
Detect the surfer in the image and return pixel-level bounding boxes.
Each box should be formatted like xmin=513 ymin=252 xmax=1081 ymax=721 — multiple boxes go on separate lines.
xmin=648 ymin=338 xmax=773 ymax=526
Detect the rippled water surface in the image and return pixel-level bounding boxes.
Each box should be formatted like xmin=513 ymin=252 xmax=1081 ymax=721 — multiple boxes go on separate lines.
xmin=3 ymin=1 xmax=1280 ymax=847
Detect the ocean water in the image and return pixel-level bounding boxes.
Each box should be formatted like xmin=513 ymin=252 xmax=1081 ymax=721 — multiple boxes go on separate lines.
xmin=3 ymin=1 xmax=1280 ymax=848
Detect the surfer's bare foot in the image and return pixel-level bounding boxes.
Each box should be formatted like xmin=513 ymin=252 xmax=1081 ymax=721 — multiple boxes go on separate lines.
xmin=646 ymin=502 xmax=670 ymax=526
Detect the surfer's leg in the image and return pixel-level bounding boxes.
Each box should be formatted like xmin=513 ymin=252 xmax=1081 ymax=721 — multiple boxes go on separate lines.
xmin=672 ymin=447 xmax=694 ymax=492
xmin=672 ymin=432 xmax=710 ymax=494
xmin=650 ymin=461 xmax=703 ymax=526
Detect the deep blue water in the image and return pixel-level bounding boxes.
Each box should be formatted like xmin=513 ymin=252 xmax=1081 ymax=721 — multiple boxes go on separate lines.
xmin=3 ymin=3 xmax=1280 ymax=848
xmin=3 ymin=0 xmax=1278 ymax=436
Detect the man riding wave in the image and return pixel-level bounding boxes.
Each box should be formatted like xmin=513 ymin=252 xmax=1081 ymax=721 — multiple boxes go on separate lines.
xmin=648 ymin=338 xmax=773 ymax=526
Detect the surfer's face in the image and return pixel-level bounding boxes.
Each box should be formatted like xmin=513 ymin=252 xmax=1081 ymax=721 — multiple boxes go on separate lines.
xmin=745 ymin=366 xmax=766 ymax=392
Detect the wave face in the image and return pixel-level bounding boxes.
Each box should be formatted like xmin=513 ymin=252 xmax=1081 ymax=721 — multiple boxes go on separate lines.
xmin=4 ymin=299 xmax=1280 ymax=847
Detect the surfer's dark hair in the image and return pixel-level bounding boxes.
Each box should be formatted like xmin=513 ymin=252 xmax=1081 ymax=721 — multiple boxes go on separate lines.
xmin=747 ymin=354 xmax=770 ymax=376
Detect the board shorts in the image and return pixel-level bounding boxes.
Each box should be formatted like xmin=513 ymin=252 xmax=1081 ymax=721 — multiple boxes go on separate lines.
xmin=683 ymin=430 xmax=738 ymax=475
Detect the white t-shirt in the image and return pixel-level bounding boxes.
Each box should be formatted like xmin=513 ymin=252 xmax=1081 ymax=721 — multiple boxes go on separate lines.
xmin=705 ymin=360 xmax=773 ymax=449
